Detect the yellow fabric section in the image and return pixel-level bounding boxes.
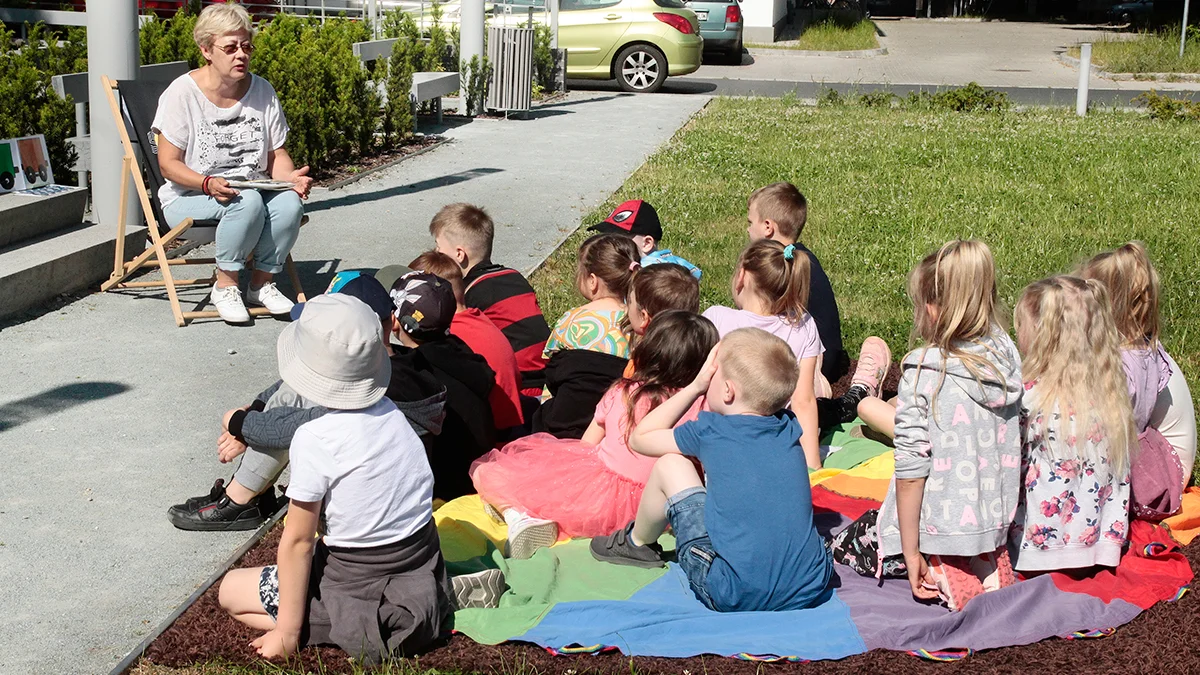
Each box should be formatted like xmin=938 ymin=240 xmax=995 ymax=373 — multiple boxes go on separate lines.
xmin=435 ymin=495 xmax=509 ymax=563
xmin=810 ymin=453 xmax=895 ymax=502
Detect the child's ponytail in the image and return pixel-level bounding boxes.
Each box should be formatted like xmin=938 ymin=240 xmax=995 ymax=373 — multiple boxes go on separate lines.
xmin=738 ymin=239 xmax=811 ymax=324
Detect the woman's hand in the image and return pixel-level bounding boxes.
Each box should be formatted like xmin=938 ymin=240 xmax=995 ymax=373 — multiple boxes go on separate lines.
xmin=250 ymin=628 xmax=299 ymax=660
xmin=288 ymin=166 xmax=313 ymax=199
xmin=218 ymin=431 xmax=248 ymax=463
xmin=207 ymin=176 xmax=240 ymax=204
xmin=904 ymin=551 xmax=939 ymax=601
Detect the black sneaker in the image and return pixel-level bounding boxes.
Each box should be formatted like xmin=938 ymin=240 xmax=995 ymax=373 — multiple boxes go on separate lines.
xmin=178 ymin=479 xmax=227 ymax=511
xmin=167 ymin=486 xmax=268 ymax=532
xmin=590 ymin=523 xmax=664 ymax=569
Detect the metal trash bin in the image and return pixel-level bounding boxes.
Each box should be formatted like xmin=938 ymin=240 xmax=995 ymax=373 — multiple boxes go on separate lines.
xmin=486 ymin=25 xmax=535 ymax=113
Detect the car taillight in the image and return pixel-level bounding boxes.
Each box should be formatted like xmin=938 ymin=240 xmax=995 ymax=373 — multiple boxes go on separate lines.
xmin=726 ymin=3 xmax=741 ymax=22
xmin=654 ymin=12 xmax=694 ymax=34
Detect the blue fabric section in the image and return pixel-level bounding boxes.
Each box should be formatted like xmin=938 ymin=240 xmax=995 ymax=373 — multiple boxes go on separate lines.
xmin=514 ymin=564 xmax=866 ymax=660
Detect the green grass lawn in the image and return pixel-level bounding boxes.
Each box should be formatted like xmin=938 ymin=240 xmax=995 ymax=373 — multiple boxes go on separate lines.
xmin=750 ymin=19 xmax=880 ymax=51
xmin=531 ymin=98 xmax=1200 ymax=482
xmin=1070 ymin=28 xmax=1200 ymax=74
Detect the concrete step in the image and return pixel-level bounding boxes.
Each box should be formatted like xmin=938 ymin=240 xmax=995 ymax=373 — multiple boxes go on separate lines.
xmin=0 ymin=187 xmax=90 ymax=249
xmin=0 ymin=219 xmax=146 ymax=321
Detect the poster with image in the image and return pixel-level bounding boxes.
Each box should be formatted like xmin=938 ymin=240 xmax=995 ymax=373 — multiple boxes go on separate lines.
xmin=0 ymin=139 xmax=22 ymax=193
xmin=15 ymin=135 xmax=53 ymax=189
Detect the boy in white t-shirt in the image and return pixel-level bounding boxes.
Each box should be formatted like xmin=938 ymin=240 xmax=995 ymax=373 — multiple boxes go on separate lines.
xmin=216 ymin=294 xmax=503 ymax=663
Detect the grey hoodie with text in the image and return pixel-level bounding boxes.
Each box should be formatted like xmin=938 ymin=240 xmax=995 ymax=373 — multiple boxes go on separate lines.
xmin=877 ymin=328 xmax=1024 ymax=558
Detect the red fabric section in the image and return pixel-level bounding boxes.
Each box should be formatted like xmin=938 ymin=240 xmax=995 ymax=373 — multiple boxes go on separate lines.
xmin=481 ymin=292 xmax=539 ymax=331
xmin=811 ymin=485 xmax=880 ymax=521
xmin=514 ymin=342 xmax=548 ymax=382
xmin=451 ymin=309 xmax=524 ymax=429
xmin=1048 ymin=520 xmax=1194 ymax=610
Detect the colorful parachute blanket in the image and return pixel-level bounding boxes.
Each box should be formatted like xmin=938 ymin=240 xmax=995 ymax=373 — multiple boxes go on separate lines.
xmin=435 ymin=422 xmax=1196 ymax=661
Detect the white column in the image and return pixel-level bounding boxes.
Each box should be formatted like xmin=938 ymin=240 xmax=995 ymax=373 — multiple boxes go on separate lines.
xmin=460 ymin=0 xmax=486 ymax=115
xmin=86 ymin=0 xmax=139 ymax=226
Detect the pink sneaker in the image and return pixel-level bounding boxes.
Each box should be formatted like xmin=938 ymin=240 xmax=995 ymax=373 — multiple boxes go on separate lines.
xmin=851 ymin=337 xmax=891 ymax=398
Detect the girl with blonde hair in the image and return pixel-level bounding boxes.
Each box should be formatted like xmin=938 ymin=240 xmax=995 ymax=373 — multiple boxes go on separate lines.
xmin=832 ymin=240 xmax=1024 ymax=613
xmin=1011 ymin=276 xmax=1134 ymax=571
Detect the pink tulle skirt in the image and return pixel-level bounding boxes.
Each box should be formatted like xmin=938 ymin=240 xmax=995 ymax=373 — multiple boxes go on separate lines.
xmin=469 ymin=433 xmax=645 ymax=538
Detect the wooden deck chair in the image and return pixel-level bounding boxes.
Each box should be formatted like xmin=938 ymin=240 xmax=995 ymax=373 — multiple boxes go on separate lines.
xmin=99 ymin=75 xmax=308 ymax=327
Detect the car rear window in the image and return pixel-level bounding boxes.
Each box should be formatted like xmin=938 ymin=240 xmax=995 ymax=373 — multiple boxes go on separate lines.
xmin=653 ymin=0 xmax=687 ymax=8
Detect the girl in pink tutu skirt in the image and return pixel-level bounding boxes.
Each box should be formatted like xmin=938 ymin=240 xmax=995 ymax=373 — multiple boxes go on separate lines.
xmin=471 ymin=310 xmax=719 ymax=559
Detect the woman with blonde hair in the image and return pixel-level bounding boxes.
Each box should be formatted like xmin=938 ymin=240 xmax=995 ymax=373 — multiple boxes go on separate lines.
xmin=153 ymin=2 xmax=312 ymax=324
xmin=831 ymin=240 xmax=1024 ymax=613
xmin=1011 ymin=276 xmax=1135 ymax=571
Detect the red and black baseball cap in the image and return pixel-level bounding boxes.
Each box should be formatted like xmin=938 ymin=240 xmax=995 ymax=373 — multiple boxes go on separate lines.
xmin=588 ymin=199 xmax=663 ymax=241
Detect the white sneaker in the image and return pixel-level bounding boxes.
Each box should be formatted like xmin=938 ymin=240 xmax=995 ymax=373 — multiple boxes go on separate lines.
xmin=210 ymin=283 xmax=250 ymax=324
xmin=504 ymin=510 xmax=558 ymax=560
xmin=247 ymin=282 xmax=295 ymax=316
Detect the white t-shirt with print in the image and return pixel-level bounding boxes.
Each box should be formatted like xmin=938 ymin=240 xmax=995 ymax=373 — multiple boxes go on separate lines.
xmin=151 ymin=72 xmax=289 ymax=207
xmin=702 ymin=305 xmax=824 ymax=362
xmin=286 ymin=398 xmax=435 ymax=549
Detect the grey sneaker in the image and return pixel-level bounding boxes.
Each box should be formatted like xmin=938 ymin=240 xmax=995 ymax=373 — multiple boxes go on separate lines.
xmin=590 ymin=523 xmax=664 ymax=569
xmin=451 ymin=568 xmax=507 ymax=609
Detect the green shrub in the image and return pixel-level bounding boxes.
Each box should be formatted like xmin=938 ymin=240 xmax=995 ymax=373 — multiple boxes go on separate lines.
xmin=460 ymin=54 xmax=492 ymax=117
xmin=817 ymin=87 xmax=845 ymax=107
xmin=139 ymin=9 xmax=204 ymax=69
xmin=906 ymin=82 xmax=1010 ymax=113
xmin=1136 ymin=90 xmax=1200 ymax=121
xmin=533 ymin=24 xmax=554 ymax=93
xmin=250 ymin=14 xmax=378 ymax=172
xmin=382 ymin=38 xmax=419 ymax=143
xmin=857 ymin=91 xmax=896 ymax=108
xmin=0 ymin=24 xmax=84 ymax=185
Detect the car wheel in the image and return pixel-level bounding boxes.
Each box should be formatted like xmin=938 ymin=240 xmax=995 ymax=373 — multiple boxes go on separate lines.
xmin=0 ymin=172 xmax=13 ymax=190
xmin=726 ymin=39 xmax=744 ymax=65
xmin=24 ymin=165 xmax=37 ymax=183
xmin=38 ymin=166 xmax=48 ymax=182
xmin=1119 ymin=11 xmax=1132 ymax=24
xmin=616 ymin=44 xmax=667 ymax=93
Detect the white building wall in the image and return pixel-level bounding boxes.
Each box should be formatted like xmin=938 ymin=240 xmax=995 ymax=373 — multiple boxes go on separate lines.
xmin=740 ymin=0 xmax=787 ymax=42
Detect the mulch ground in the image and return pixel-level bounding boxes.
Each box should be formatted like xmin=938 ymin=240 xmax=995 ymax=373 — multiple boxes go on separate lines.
xmin=311 ymin=135 xmax=445 ymax=187
xmin=139 ymin=362 xmax=1200 ymax=674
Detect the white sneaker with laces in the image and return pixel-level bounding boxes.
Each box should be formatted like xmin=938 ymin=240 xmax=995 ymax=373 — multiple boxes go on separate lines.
xmin=210 ymin=283 xmax=250 ymax=324
xmin=247 ymin=282 xmax=295 ymax=316
xmin=504 ymin=510 xmax=558 ymax=560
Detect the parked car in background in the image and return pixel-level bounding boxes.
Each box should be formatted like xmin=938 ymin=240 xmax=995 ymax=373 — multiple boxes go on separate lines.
xmin=558 ymin=0 xmax=703 ymax=92
xmin=1108 ymin=0 xmax=1152 ymax=25
xmin=688 ymin=0 xmax=743 ymax=63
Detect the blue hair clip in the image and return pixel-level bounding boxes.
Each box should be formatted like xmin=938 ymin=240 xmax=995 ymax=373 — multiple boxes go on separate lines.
xmin=783 ymin=244 xmax=795 ymax=261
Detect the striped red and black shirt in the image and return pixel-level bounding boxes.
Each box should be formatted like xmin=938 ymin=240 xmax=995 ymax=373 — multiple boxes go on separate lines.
xmin=463 ymin=262 xmax=551 ymax=395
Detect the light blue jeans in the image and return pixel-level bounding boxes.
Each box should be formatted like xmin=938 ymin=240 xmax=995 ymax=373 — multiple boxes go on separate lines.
xmin=162 ymin=189 xmax=304 ymax=274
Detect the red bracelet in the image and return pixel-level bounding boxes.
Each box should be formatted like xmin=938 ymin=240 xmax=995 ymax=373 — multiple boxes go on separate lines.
xmin=201 ymin=175 xmax=212 ymax=196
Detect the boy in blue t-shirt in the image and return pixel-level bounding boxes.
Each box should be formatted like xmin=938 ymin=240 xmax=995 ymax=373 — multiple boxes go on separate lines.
xmin=591 ymin=327 xmax=833 ymax=612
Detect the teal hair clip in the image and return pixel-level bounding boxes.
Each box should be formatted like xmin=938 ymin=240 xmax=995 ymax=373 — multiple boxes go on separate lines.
xmin=783 ymin=244 xmax=795 ymax=261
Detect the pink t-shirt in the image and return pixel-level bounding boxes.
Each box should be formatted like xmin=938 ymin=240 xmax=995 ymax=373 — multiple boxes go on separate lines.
xmin=701 ymin=306 xmax=824 ymax=361
xmin=593 ymin=384 xmax=704 ymax=484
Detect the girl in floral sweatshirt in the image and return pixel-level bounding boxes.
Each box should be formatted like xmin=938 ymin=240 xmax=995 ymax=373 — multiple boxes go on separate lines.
xmin=1011 ymin=276 xmax=1135 ymax=571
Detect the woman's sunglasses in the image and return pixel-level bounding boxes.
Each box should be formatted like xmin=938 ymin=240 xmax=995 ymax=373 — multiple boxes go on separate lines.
xmin=216 ymin=42 xmax=254 ymax=55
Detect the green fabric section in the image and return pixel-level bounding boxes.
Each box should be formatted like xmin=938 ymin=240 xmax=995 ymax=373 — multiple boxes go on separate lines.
xmin=820 ymin=419 xmax=891 ymax=470
xmin=448 ymin=537 xmax=673 ymax=645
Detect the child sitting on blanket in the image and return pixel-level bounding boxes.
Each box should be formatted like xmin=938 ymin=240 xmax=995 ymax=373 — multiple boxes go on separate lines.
xmin=831 ymin=240 xmax=1023 ymax=613
xmin=591 ymin=328 xmax=835 ymax=612
xmin=471 ymin=311 xmax=719 ymax=558
xmin=1011 ymin=276 xmax=1135 ymax=572
xmin=746 ymin=182 xmax=846 ymax=382
xmin=626 ymin=262 xmax=701 ymax=339
xmin=216 ymin=294 xmax=460 ymax=663
xmin=587 ymin=198 xmax=702 ymax=279
xmin=532 ymin=233 xmax=641 ymax=439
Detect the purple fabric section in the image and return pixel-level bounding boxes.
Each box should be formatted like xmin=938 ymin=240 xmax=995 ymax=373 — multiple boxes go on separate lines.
xmin=837 ymin=569 xmax=1144 ymax=651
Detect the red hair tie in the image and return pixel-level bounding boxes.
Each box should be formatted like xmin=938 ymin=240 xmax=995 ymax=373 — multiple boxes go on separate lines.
xmin=629 ymin=261 xmax=641 ymax=272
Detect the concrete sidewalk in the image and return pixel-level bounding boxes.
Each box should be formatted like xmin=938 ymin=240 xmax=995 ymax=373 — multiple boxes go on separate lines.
xmin=685 ymin=19 xmax=1200 ymax=93
xmin=0 ymin=90 xmax=709 ymax=675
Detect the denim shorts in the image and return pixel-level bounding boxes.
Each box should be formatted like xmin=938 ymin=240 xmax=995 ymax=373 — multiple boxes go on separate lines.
xmin=665 ymin=486 xmax=718 ymax=610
